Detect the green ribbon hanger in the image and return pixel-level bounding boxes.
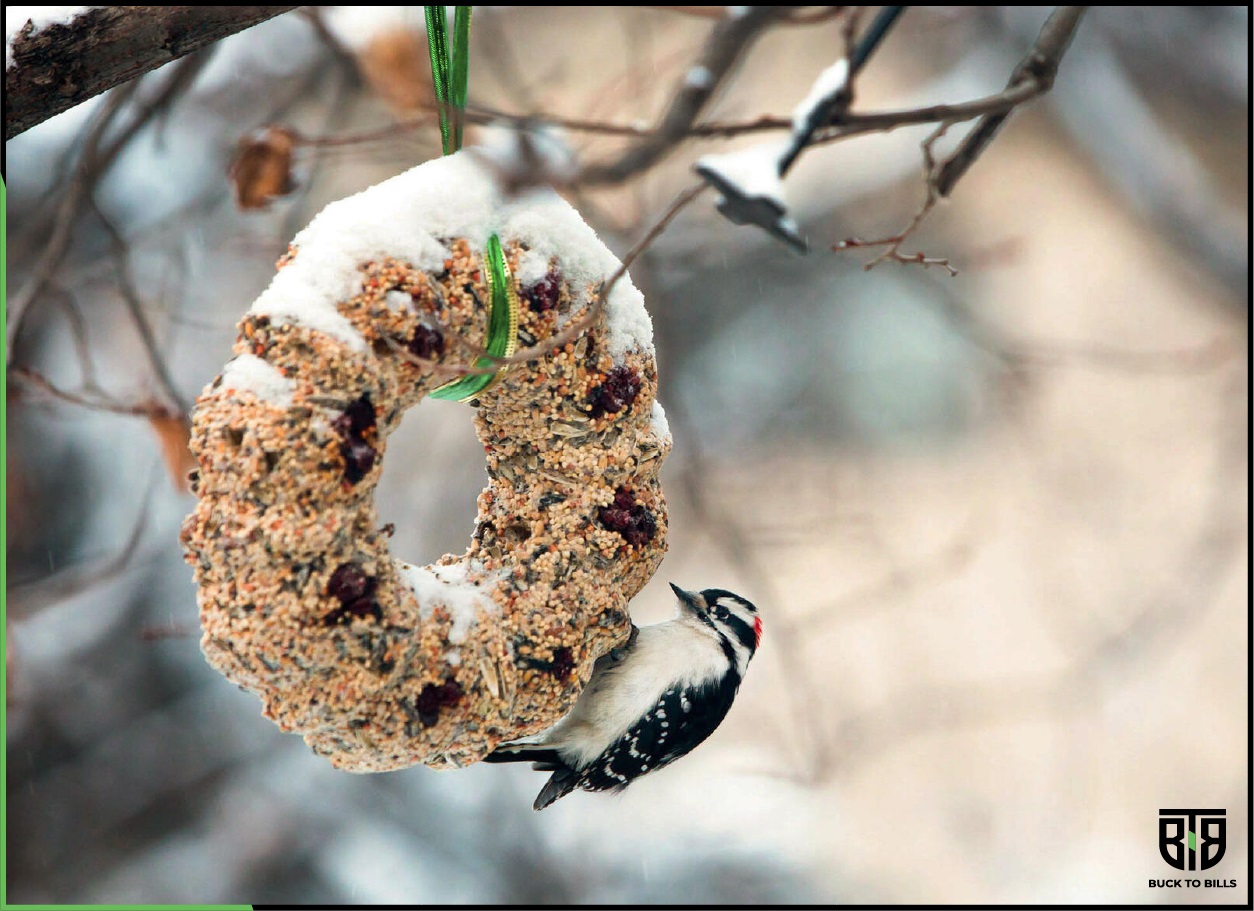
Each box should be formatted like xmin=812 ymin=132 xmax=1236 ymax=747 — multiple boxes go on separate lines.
xmin=424 ymin=5 xmax=470 ymax=156
xmin=424 ymin=6 xmax=519 ymax=402
xmin=429 ymin=234 xmax=520 ymax=402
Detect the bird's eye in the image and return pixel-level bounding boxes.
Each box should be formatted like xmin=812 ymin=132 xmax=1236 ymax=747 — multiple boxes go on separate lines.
xmin=714 ymin=605 xmax=729 ymax=620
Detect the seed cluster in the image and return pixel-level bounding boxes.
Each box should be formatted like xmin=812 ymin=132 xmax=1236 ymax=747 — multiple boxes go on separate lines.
xmin=182 ymin=235 xmax=671 ymax=772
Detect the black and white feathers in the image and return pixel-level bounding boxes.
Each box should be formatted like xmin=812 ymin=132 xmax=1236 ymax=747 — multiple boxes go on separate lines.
xmin=484 ymin=584 xmax=761 ymax=810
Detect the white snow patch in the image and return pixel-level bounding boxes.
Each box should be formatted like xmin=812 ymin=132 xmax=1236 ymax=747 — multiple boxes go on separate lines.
xmin=444 ymin=649 xmax=462 ymax=667
xmin=219 ymin=353 xmax=296 ymax=406
xmin=793 ymin=58 xmax=850 ymax=134
xmin=604 ymin=278 xmax=651 ymax=361
xmin=515 ymin=248 xmax=551 ymax=287
xmin=695 ymin=140 xmax=790 ymax=208
xmin=383 ymin=289 xmax=412 ymax=312
xmin=651 ymin=400 xmax=672 ymax=444
xmin=6 ymin=6 xmax=91 ymax=69
xmin=397 ymin=559 xmax=501 ymax=644
xmin=251 ymin=152 xmax=653 ymax=359
xmin=323 ymin=6 xmax=423 ymax=51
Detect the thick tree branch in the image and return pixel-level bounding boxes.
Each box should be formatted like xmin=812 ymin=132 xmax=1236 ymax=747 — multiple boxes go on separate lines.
xmin=5 ymin=6 xmax=297 ymax=141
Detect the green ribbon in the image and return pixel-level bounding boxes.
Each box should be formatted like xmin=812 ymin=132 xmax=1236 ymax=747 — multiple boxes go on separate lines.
xmin=424 ymin=7 xmax=516 ymax=402
xmin=425 ymin=6 xmax=472 ymax=156
xmin=429 ymin=234 xmax=520 ymax=402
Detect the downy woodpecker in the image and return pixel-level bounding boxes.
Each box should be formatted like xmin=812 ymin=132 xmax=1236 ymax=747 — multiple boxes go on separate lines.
xmin=484 ymin=583 xmax=761 ymax=810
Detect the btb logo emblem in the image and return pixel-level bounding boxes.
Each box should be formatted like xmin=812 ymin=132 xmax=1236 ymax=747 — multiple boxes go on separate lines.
xmin=1159 ymin=809 xmax=1226 ymax=871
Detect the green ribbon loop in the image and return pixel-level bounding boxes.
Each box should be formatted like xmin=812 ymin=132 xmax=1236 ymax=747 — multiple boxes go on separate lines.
xmin=425 ymin=6 xmax=472 ymax=156
xmin=429 ymin=234 xmax=520 ymax=402
xmin=425 ymin=7 xmax=511 ymax=402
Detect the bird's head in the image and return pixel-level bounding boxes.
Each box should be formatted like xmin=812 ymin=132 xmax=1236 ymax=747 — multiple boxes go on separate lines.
xmin=669 ymin=582 xmax=762 ymax=671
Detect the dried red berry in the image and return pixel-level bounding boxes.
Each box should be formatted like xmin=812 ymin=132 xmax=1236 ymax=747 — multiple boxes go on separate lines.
xmin=599 ymin=507 xmax=632 ymax=530
xmin=332 ymin=394 xmax=378 ymax=484
xmin=340 ymin=438 xmax=376 ymax=483
xmin=598 ymin=488 xmax=657 ymax=548
xmin=327 ymin=564 xmax=372 ymax=602
xmin=408 ymin=325 xmax=444 ymax=360
xmin=415 ymin=679 xmax=463 ymax=727
xmin=333 ymin=393 xmax=377 ymax=437
xmin=523 ymin=271 xmax=561 ymax=312
xmin=589 ymin=365 xmax=641 ymax=418
xmin=549 ymin=646 xmax=575 ymax=680
xmin=623 ymin=510 xmax=657 ymax=548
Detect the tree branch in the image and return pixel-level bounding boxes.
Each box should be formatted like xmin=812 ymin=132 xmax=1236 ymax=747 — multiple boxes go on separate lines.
xmin=934 ymin=5 xmax=1088 ymax=197
xmin=5 ymin=5 xmax=297 ymax=140
xmin=576 ymin=6 xmax=796 ymax=186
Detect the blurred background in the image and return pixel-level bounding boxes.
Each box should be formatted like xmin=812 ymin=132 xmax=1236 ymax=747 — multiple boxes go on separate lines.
xmin=4 ymin=6 xmax=1248 ymax=904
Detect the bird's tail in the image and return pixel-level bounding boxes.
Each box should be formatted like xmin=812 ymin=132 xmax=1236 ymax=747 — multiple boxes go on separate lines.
xmin=483 ymin=743 xmax=581 ymax=810
xmin=481 ymin=743 xmax=564 ymax=766
xmin=533 ymin=767 xmax=580 ymax=810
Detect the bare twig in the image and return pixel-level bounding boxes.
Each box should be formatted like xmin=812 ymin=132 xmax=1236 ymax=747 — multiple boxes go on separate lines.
xmin=88 ymin=199 xmax=188 ymax=413
xmin=5 ymin=6 xmax=297 ymax=139
xmin=578 ymin=7 xmax=796 ymax=186
xmin=6 ymin=79 xmax=140 ymax=358
xmin=832 ymin=7 xmax=1087 ymax=273
xmin=5 ymin=464 xmax=161 ymax=619
xmin=495 ymin=181 xmax=709 ymax=370
xmin=10 ymin=367 xmax=175 ymax=420
xmin=934 ymin=6 xmax=1088 ymax=197
xmin=649 ymin=6 xmax=849 ymax=27
xmin=291 ymin=77 xmax=1060 ymax=157
xmin=7 ymin=53 xmax=212 ymax=364
xmin=832 ymin=123 xmax=958 ymax=274
xmin=49 ymin=289 xmax=104 ymax=394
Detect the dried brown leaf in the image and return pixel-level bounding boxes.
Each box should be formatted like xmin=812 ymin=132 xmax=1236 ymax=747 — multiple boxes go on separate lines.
xmin=229 ymin=126 xmax=298 ymax=210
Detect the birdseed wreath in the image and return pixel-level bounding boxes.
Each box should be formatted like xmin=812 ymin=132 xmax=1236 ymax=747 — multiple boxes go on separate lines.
xmin=181 ymin=154 xmax=672 ymax=772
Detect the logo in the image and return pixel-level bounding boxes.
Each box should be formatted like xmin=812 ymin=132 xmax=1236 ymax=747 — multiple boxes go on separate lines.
xmin=1159 ymin=808 xmax=1226 ymax=871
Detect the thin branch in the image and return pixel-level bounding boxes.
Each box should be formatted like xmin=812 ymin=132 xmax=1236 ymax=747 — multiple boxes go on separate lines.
xmin=291 ymin=77 xmax=1056 ymax=157
xmin=6 ymin=79 xmax=139 ymax=359
xmin=648 ymin=6 xmax=849 ymax=27
xmin=49 ymin=288 xmax=103 ymax=394
xmin=833 ymin=123 xmax=958 ymax=274
xmin=5 ymin=6 xmax=297 ymax=140
xmin=577 ymin=6 xmax=796 ymax=186
xmin=10 ymin=367 xmax=175 ymax=420
xmin=7 ymin=53 xmax=211 ymax=364
xmin=831 ymin=7 xmax=1087 ymax=273
xmin=934 ymin=6 xmax=1088 ymax=197
xmin=88 ymin=199 xmax=188 ymax=413
xmin=5 ymin=463 xmax=160 ymax=620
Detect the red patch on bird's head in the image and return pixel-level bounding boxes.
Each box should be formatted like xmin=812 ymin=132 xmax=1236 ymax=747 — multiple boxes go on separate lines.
xmin=753 ymin=616 xmax=763 ymax=648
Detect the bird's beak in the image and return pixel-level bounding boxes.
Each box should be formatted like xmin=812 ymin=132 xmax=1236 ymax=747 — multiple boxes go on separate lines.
xmin=669 ymin=583 xmax=705 ymax=616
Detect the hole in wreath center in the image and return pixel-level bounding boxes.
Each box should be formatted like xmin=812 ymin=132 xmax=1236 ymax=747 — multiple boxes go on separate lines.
xmin=373 ymin=397 xmax=487 ymax=567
